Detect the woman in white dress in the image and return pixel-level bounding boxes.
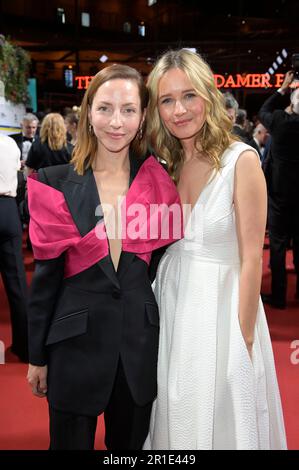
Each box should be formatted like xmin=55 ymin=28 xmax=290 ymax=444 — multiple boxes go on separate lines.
xmin=143 ymin=49 xmax=287 ymax=450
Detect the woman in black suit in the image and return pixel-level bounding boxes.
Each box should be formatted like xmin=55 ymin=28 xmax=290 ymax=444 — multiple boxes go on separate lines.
xmin=26 ymin=64 xmax=182 ymax=450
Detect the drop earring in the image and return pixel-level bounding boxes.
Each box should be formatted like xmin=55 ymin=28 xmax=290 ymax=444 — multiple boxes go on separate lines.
xmin=137 ymin=127 xmax=143 ymax=140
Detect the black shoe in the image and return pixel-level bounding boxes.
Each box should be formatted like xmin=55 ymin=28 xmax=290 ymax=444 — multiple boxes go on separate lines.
xmin=261 ymin=293 xmax=286 ymax=310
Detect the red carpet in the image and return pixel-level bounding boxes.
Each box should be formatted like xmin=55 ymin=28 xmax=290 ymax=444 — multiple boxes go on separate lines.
xmin=0 ymin=239 xmax=105 ymax=450
xmin=0 ymin=239 xmax=298 ymax=449
xmin=261 ymin=249 xmax=299 ymax=450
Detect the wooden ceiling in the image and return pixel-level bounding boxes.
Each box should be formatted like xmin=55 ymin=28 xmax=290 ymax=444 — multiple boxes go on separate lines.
xmin=1 ymin=0 xmax=299 ymax=72
xmin=1 ymin=0 xmax=298 ymax=109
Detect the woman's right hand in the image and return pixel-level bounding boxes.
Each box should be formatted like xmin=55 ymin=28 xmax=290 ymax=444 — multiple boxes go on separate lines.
xmin=27 ymin=364 xmax=48 ymax=398
xmin=281 ymin=70 xmax=295 ymax=91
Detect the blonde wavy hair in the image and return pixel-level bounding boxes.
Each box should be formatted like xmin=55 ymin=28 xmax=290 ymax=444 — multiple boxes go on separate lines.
xmin=40 ymin=113 xmax=67 ymax=150
xmin=147 ymin=49 xmax=238 ymax=181
xmin=72 ymin=64 xmax=148 ymax=175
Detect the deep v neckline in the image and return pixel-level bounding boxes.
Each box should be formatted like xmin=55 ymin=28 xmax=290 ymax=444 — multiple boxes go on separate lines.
xmin=91 ymin=169 xmax=130 ymax=274
xmin=90 ymin=154 xmax=143 ymax=273
xmin=180 ymin=168 xmax=216 ymax=228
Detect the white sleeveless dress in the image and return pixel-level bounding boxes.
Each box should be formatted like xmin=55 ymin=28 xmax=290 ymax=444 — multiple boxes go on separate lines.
xmin=144 ymin=142 xmax=287 ymax=450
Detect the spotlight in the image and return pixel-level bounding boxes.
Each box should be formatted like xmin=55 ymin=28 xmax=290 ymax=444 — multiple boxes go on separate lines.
xmin=265 ymin=49 xmax=288 ymax=75
xmin=99 ymin=55 xmax=108 ymax=63
xmin=138 ymin=22 xmax=145 ymax=37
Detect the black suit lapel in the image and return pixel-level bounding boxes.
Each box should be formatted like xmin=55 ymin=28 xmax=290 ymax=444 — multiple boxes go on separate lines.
xmin=62 ymin=165 xmax=120 ymax=288
xmin=15 ymin=134 xmax=23 ymax=153
xmin=61 ymin=166 xmax=99 ymax=237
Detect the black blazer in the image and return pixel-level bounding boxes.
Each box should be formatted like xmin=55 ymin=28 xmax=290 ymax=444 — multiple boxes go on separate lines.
xmin=259 ymin=91 xmax=299 ymax=204
xmin=10 ymin=133 xmax=35 ymax=159
xmin=28 ymin=157 xmax=170 ymax=416
xmin=10 ymin=133 xmax=23 ymax=154
xmin=26 ymin=139 xmax=73 ymax=170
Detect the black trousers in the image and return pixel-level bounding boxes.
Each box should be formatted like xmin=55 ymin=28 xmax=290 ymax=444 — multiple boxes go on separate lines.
xmin=49 ymin=360 xmax=153 ymax=450
xmin=0 ymin=197 xmax=28 ymax=360
xmin=268 ymin=198 xmax=299 ymax=304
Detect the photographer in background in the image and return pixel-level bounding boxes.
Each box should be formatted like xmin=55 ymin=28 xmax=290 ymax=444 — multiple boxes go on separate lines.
xmin=259 ymin=70 xmax=299 ymax=309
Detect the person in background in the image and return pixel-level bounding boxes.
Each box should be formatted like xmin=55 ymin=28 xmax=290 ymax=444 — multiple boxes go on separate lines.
xmin=64 ymin=112 xmax=79 ymax=146
xmin=10 ymin=113 xmax=39 ymax=218
xmin=10 ymin=113 xmax=39 ymax=167
xmin=26 ymin=64 xmax=182 ymax=450
xmin=233 ymin=108 xmax=250 ymax=143
xmin=259 ymin=71 xmax=299 ymax=308
xmin=24 ymin=113 xmax=73 ymax=250
xmin=248 ymin=123 xmax=269 ymax=162
xmin=25 ymin=113 xmax=73 ymax=174
xmin=143 ymin=48 xmax=286 ymax=450
xmin=223 ymin=91 xmax=239 ymax=124
xmin=0 ymin=135 xmax=28 ymax=362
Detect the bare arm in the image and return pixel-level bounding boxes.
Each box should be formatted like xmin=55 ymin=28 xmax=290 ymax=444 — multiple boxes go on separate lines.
xmin=234 ymin=150 xmax=267 ymax=356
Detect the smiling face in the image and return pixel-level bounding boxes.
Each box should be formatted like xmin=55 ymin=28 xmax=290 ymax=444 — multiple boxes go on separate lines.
xmin=88 ymin=78 xmax=144 ymax=155
xmin=158 ymin=67 xmax=206 ymax=142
